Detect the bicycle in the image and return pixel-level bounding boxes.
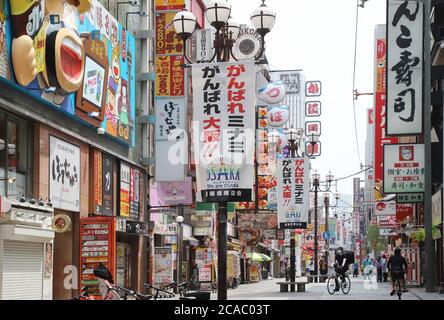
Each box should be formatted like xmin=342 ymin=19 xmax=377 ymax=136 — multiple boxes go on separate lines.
xmin=327 ymin=267 xmax=351 ymax=295
xmin=143 ymin=283 xmax=176 ymax=300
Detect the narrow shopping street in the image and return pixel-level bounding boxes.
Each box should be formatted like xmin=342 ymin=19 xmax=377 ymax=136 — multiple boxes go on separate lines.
xmin=207 ymin=277 xmax=444 ymax=300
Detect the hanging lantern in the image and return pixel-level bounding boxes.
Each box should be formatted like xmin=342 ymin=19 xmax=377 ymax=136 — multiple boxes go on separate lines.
xmin=258 ymin=80 xmax=286 ymax=104
xmin=268 ymin=105 xmax=290 ymax=127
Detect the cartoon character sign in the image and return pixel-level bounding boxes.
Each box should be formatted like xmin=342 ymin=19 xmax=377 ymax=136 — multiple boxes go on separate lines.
xmin=10 ymin=0 xmax=90 ymax=99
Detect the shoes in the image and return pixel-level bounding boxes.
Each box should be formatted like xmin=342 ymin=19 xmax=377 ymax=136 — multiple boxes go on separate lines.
xmin=402 ymin=289 xmax=408 ymax=293
xmin=390 ymin=290 xmax=396 ymax=296
xmin=334 ymin=288 xmax=340 ymax=292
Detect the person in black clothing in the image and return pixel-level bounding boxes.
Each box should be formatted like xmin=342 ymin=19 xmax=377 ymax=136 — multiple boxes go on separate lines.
xmin=387 ymin=248 xmax=408 ymax=296
xmin=334 ymin=247 xmax=348 ymax=291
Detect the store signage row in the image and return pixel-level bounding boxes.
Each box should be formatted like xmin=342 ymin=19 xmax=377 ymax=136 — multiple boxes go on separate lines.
xmin=192 ymin=61 xmax=256 ymax=203
xmin=1 ymin=1 xmax=136 ymax=146
xmin=387 ymin=0 xmax=423 ymax=136
xmin=116 ymin=218 xmax=149 ymax=235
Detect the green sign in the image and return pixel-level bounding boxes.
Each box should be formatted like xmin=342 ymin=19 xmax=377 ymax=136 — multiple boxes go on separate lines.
xmin=396 ymin=193 xmax=424 ymax=204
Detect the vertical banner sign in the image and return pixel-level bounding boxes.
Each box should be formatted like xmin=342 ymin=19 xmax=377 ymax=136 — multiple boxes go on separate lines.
xmin=94 ymin=151 xmax=103 ymax=214
xmin=49 ymin=136 xmax=80 ymax=212
xmin=102 ymin=154 xmax=113 ymax=216
xmin=119 ymin=163 xmax=131 ymax=217
xmin=155 ymin=55 xmax=185 ymax=97
xmin=374 ymin=25 xmax=398 ymax=192
xmin=154 ymin=247 xmax=174 ymax=284
xmin=383 ymin=144 xmax=425 ymax=193
xmin=277 ymin=158 xmax=309 ymax=229
xmin=387 ymin=0 xmax=423 ymax=135
xmin=129 ymin=168 xmax=140 ymax=220
xmin=155 ymin=12 xmax=183 ymax=55
xmin=155 ymin=98 xmax=187 ymax=140
xmin=192 ymin=61 xmax=256 ymax=203
xmin=353 ymin=178 xmax=360 ymax=236
xmin=195 ymin=29 xmax=213 ymax=62
xmin=155 ymin=0 xmax=185 ymax=11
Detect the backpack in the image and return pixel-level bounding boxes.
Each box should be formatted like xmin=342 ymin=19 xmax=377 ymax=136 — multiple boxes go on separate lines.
xmin=344 ymin=251 xmax=355 ymax=265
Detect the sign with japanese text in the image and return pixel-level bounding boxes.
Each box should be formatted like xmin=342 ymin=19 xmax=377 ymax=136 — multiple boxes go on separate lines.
xmin=378 ymin=215 xmax=400 ymax=229
xmin=305 ymin=141 xmax=321 ymax=157
xmin=102 ymin=154 xmax=113 ymax=216
xmin=374 ymin=24 xmax=399 ymax=189
xmin=149 ymin=177 xmax=193 ymax=206
xmin=305 ymin=121 xmax=321 ymax=136
xmin=93 ymin=150 xmax=103 ymax=214
xmin=49 ymin=136 xmax=80 ymax=212
xmin=129 ymin=168 xmax=140 ymax=220
xmin=353 ymin=178 xmax=360 ymax=236
xmin=119 ymin=163 xmax=131 ymax=217
xmin=237 ymin=213 xmax=278 ymax=229
xmin=387 ymin=0 xmax=423 ymax=135
xmin=270 ymin=71 xmax=301 ymax=94
xmin=155 ymin=98 xmax=186 ymax=140
xmin=154 ymin=247 xmax=173 ymax=284
xmin=305 ymin=81 xmax=321 ymax=97
xmin=195 ymin=29 xmax=213 ymax=63
xmin=192 ymin=61 xmax=256 ymax=203
xmin=155 ymin=55 xmax=185 ymax=96
xmin=396 ymin=203 xmax=414 ymax=222
xmin=155 ymin=0 xmax=185 ymax=11
xmin=156 ymin=12 xmax=183 ymax=55
xmin=383 ymin=144 xmax=425 ymax=193
xmin=305 ymin=101 xmax=321 ymax=117
xmin=277 ymin=157 xmax=309 ymax=229
xmin=397 ymin=193 xmax=424 ymax=203
xmin=375 ymin=200 xmax=397 ymax=216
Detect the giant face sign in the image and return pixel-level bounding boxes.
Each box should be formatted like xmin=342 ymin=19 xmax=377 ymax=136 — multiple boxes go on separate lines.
xmin=3 ymin=0 xmax=136 ymax=146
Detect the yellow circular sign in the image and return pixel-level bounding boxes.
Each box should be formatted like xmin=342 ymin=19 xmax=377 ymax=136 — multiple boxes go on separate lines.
xmin=51 ymin=214 xmax=72 ymax=233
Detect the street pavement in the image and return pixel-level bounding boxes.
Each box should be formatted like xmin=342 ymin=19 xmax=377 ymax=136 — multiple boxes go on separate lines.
xmin=205 ymin=275 xmax=444 ymax=300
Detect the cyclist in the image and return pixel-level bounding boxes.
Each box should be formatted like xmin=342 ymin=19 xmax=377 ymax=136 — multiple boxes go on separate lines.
xmin=387 ymin=248 xmax=408 ymax=296
xmin=333 ymin=247 xmax=349 ymax=291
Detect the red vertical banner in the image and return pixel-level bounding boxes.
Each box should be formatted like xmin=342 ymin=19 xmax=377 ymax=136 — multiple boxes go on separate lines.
xmin=79 ymin=216 xmax=116 ymax=300
xmin=374 ymin=26 xmax=398 ymax=193
xmin=94 ymin=151 xmax=103 ymax=214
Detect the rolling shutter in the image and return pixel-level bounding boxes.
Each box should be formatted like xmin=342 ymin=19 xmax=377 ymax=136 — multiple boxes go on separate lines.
xmin=2 ymin=241 xmax=44 ymax=300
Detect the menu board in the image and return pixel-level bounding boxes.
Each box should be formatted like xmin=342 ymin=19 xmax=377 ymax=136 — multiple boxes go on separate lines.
xmin=79 ymin=217 xmax=116 ymax=300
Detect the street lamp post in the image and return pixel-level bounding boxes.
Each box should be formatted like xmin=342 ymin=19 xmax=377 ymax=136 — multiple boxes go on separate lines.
xmin=323 ymin=192 xmax=340 ymax=253
xmin=176 ymin=215 xmax=184 ymax=292
xmin=310 ymin=171 xmax=335 ymax=282
xmin=172 ymin=0 xmax=276 ymax=301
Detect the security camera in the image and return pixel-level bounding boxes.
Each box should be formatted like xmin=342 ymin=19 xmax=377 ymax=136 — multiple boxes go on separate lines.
xmin=97 ymin=127 xmax=105 ymax=135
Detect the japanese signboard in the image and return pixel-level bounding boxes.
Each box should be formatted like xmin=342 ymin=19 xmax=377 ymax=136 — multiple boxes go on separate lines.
xmin=353 ymin=178 xmax=360 ymax=236
xmin=305 ymin=101 xmax=321 ymax=117
xmin=378 ymin=215 xmax=400 ymax=229
xmin=155 ymin=98 xmax=186 ymax=140
xmin=305 ymin=81 xmax=321 ymax=97
xmin=387 ymin=0 xmax=423 ymax=135
xmin=93 ymin=150 xmax=103 ymax=214
xmin=277 ymin=157 xmax=309 ymax=229
xmin=154 ymin=247 xmax=173 ymax=285
xmin=102 ymin=154 xmax=113 ymax=216
xmin=119 ymin=163 xmax=131 ymax=217
xmin=237 ymin=213 xmax=278 ymax=229
xmin=192 ymin=61 xmax=256 ymax=203
xmin=155 ymin=55 xmax=185 ymax=97
xmin=396 ymin=203 xmax=414 ymax=222
xmin=149 ymin=177 xmax=193 ymax=206
xmin=305 ymin=121 xmax=321 ymax=136
xmin=49 ymin=136 xmax=80 ymax=212
xmin=305 ymin=141 xmax=321 ymax=157
xmin=195 ymin=29 xmax=213 ymax=63
xmin=156 ymin=12 xmax=183 ymax=55
xmin=375 ymin=200 xmax=397 ymax=216
xmin=374 ymin=25 xmax=398 ymax=190
xmin=129 ymin=168 xmax=140 ymax=220
xmin=270 ymin=71 xmax=301 ymax=95
xmin=155 ymin=0 xmax=185 ymax=11
xmin=397 ymin=193 xmax=424 ymax=203
xmin=383 ymin=144 xmax=425 ymax=193
xmin=79 ymin=216 xmax=116 ymax=300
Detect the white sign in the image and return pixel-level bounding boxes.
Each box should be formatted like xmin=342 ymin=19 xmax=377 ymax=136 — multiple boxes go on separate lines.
xmin=387 ymin=0 xmax=423 ymax=135
xmin=49 ymin=136 xmax=80 ymax=212
xmin=305 ymin=121 xmax=321 ymax=136
xmin=192 ymin=61 xmax=256 ymax=203
xmin=155 ymin=98 xmax=186 ymax=140
xmin=270 ymin=71 xmax=301 ymax=95
xmin=82 ymin=57 xmax=106 ymax=108
xmin=277 ymin=157 xmax=309 ymax=229
xmin=196 ymin=29 xmax=213 ymax=62
xmin=305 ymin=81 xmax=321 ymax=97
xmin=198 ymin=267 xmax=212 ymax=282
xmin=234 ymin=27 xmax=262 ymax=60
xmin=380 ymin=228 xmax=397 ymax=236
xmin=154 ymin=247 xmax=173 ymax=284
xmin=374 ymin=200 xmax=397 ymax=216
xmin=383 ymin=144 xmax=425 ymax=193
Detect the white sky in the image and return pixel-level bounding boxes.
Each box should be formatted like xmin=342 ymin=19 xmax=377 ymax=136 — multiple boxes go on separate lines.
xmin=230 ymin=0 xmax=387 ymax=197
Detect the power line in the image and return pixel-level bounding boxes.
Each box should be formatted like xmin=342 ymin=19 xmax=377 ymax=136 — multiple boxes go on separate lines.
xmin=335 ymin=166 xmax=371 ymax=181
xmin=352 ymin=0 xmax=362 ymax=167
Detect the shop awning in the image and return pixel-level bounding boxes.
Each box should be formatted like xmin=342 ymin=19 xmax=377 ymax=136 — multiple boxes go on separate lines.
xmin=183 ymin=236 xmax=200 ymax=246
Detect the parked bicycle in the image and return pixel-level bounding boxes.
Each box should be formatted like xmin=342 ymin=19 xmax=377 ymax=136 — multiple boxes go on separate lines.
xmin=143 ymin=283 xmax=176 ymax=300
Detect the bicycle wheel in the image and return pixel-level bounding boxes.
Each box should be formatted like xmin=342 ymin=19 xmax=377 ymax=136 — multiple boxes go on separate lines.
xmin=340 ymin=276 xmax=351 ymax=294
xmin=327 ymin=276 xmax=337 ymax=295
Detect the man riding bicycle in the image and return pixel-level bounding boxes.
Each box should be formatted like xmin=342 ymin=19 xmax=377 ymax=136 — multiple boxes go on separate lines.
xmin=387 ymin=248 xmax=408 ymax=296
xmin=333 ymin=247 xmax=349 ymax=291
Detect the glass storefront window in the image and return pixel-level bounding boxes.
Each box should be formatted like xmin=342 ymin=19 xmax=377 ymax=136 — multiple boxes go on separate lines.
xmin=0 ymin=112 xmax=32 ymax=197
xmin=116 ymin=242 xmax=132 ymax=289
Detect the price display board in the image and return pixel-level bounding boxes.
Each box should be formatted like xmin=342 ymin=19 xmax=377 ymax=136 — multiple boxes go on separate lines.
xmin=79 ymin=216 xmax=116 ymax=299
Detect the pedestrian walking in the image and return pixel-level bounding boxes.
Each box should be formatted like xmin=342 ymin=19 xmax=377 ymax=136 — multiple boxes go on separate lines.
xmin=362 ymin=255 xmax=372 ymax=280
xmin=380 ymin=255 xmax=388 ymax=282
xmin=353 ymin=261 xmax=359 ymax=277
xmin=319 ymin=256 xmax=328 ymax=282
xmin=376 ymin=256 xmax=383 ymax=282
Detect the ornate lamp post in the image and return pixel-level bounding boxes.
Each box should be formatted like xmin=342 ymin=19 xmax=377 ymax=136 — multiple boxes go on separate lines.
xmin=310 ymin=170 xmax=335 ymax=282
xmin=172 ymin=0 xmax=276 ymax=301
xmin=175 ymin=215 xmax=184 ymax=291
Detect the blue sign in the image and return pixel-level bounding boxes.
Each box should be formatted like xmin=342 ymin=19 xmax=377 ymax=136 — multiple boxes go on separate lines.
xmin=323 ymin=231 xmax=330 ymax=240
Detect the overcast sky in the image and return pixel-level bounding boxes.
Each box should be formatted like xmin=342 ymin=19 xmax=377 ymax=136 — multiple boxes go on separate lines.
xmin=229 ymin=0 xmax=386 ymax=198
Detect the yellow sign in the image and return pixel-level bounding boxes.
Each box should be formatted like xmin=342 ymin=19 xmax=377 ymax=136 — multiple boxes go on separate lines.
xmin=155 ymin=0 xmax=185 ymax=11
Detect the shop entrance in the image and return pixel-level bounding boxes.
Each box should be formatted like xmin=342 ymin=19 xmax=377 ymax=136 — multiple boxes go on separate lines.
xmin=116 ymin=242 xmax=132 ymax=289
